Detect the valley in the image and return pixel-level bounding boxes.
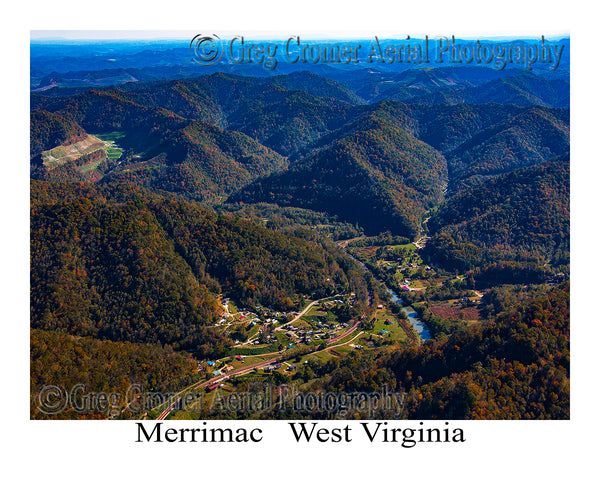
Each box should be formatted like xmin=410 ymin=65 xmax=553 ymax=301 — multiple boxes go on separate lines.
xmin=29 ymin=41 xmax=570 ymax=420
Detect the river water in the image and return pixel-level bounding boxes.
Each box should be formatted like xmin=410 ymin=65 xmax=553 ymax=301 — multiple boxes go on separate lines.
xmin=386 ymin=288 xmax=431 ymax=341
xmin=344 ymin=249 xmax=431 ymax=342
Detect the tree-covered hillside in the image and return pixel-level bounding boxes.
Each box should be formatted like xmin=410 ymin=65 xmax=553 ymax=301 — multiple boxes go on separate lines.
xmin=424 ymin=155 xmax=569 ymax=272
xmin=30 ymin=110 xmax=86 ymax=157
xmin=31 ymin=181 xmax=367 ymax=353
xmin=231 ymin=111 xmax=447 ymax=238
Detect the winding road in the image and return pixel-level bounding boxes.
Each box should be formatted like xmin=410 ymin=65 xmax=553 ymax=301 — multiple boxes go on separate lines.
xmin=154 ymin=317 xmax=364 ymax=420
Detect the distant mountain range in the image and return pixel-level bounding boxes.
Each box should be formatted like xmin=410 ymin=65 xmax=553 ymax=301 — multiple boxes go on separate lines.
xmin=30 ymin=66 xmax=569 ymax=264
xmin=29 ymin=40 xmax=571 ymax=421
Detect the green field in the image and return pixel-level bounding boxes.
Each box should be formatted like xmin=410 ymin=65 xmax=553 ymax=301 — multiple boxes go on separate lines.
xmin=94 ymin=131 xmax=126 ymax=143
xmin=230 ymin=343 xmax=280 ymax=356
xmin=365 ymin=308 xmax=410 ymax=343
xmin=78 ymin=158 xmax=105 ymax=173
xmin=41 ymin=132 xmax=123 ymax=172
xmin=42 ymin=135 xmax=106 ymax=167
xmin=95 ymin=132 xmax=124 ymax=160
xmin=106 ymin=147 xmax=123 ymax=159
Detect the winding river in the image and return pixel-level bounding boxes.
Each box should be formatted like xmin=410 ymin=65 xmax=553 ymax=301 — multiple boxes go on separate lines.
xmin=343 ymin=247 xmax=432 ymax=342
xmin=386 ymin=288 xmax=431 ymax=341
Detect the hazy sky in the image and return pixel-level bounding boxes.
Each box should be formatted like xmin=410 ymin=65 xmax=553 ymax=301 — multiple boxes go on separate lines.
xmin=31 ymin=30 xmax=569 ymax=41
xmin=31 ymin=30 xmax=199 ymax=40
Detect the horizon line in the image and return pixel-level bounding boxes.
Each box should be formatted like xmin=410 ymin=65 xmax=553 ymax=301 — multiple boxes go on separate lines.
xmin=30 ymin=31 xmax=570 ymax=42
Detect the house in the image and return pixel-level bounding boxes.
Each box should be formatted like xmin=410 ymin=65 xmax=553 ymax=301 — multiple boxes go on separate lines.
xmin=206 ymin=360 xmax=216 ymax=366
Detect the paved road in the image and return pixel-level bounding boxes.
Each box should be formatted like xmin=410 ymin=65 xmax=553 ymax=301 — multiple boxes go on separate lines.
xmin=274 ymin=299 xmax=319 ymax=332
xmin=155 ymin=356 xmax=282 ymax=420
xmin=155 ymin=319 xmax=364 ymax=420
xmin=155 ymin=297 xmax=366 ymax=420
xmin=336 ymin=236 xmax=365 ymax=249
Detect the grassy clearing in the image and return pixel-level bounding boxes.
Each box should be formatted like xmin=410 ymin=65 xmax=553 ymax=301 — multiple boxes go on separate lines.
xmin=307 ymin=350 xmax=335 ymax=361
xmin=390 ymin=243 xmax=417 ymax=252
xmin=305 ymin=305 xmax=326 ymax=316
xmin=245 ymin=323 xmax=261 ymax=339
xmin=42 ymin=135 xmax=106 ymax=167
xmin=227 ymin=355 xmax=272 ymax=368
xmin=330 ymin=344 xmax=354 ymax=355
xmin=429 ymin=303 xmax=482 ymax=324
xmin=106 ymin=146 xmax=123 ymax=159
xmin=78 ymin=158 xmax=105 ymax=173
xmin=365 ymin=307 xmax=410 ymax=343
xmin=230 ymin=343 xmax=280 ymax=356
xmin=293 ymin=319 xmax=313 ymax=330
xmin=274 ymin=331 xmax=292 ymax=346
xmin=41 ymin=132 xmax=123 ymax=169
xmin=95 ymin=132 xmax=126 ymax=143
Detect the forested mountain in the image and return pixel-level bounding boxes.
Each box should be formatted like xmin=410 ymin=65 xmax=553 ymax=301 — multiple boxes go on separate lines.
xmin=328 ymin=66 xmax=513 ymax=103
xmin=407 ymin=72 xmax=570 ymax=108
xmin=31 ymin=182 xmax=225 ymax=353
xmin=33 ymin=67 xmax=156 ymax=91
xmin=31 ymin=87 xmax=290 ymax=201
xmin=230 ymin=110 xmax=447 ymax=237
xmin=31 ymin=329 xmax=202 ymax=419
xmin=226 ymin=90 xmax=354 ymax=156
xmin=272 ymin=282 xmax=569 ymax=419
xmin=230 ymin=98 xmax=567 ymax=240
xmin=325 ymin=67 xmax=566 ymax=108
xmin=114 ymin=73 xmax=358 ymax=156
xmin=31 ymin=181 xmax=366 ymax=353
xmin=30 ymin=71 xmax=359 ymax=163
xmin=260 ymin=71 xmax=364 ymax=105
xmin=106 ymin=119 xmax=287 ymax=202
xmin=29 ymin=46 xmax=571 ymax=421
xmin=389 ymin=282 xmax=570 ymax=419
xmin=406 ymin=103 xmax=528 ymax=154
xmin=361 ymin=68 xmax=479 ymax=104
xmin=30 ymin=110 xmax=86 ymax=156
xmin=130 ymin=73 xmax=358 ymax=156
xmin=443 ymin=107 xmax=569 ymax=188
xmin=31 ymin=87 xmax=181 ymax=134
xmin=424 ymin=155 xmax=569 ymax=272
xmin=30 ymin=70 xmax=570 ymax=268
